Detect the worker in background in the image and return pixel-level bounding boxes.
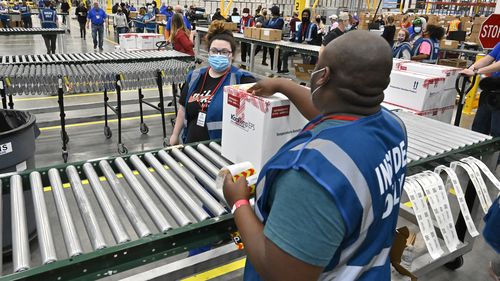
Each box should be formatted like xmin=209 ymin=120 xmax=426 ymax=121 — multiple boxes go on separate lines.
xmin=134 ymin=7 xmax=145 ymax=33
xmin=223 ymin=30 xmax=407 ymax=281
xmin=119 ymin=3 xmax=130 ymax=26
xmin=401 ymin=15 xmax=411 ymax=29
xmin=169 ymin=21 xmax=256 ymax=145
xmin=374 ymin=14 xmax=385 ymax=26
xmin=114 ymin=7 xmax=128 ymax=43
xmin=37 ymin=0 xmax=45 ymax=9
xmin=239 ymin=8 xmax=254 ymax=70
xmin=320 ymin=11 xmax=349 ymax=54
xmin=143 ymin=5 xmax=156 ymax=33
xmin=111 ymin=2 xmax=119 ymax=14
xmin=60 ymin=0 xmax=70 ymax=26
xmin=328 ymin=14 xmax=338 ymax=32
xmin=460 ymin=41 xmax=500 ymax=138
xmin=392 ymin=29 xmax=412 ymax=60
xmin=447 ymin=15 xmax=462 ymax=35
xmin=86 ymin=1 xmax=107 ymax=51
xmin=159 ymin=1 xmax=167 ymax=15
xmin=315 ymin=15 xmax=326 ymax=38
xmin=75 ymin=1 xmax=88 ymax=39
xmin=39 ymin=1 xmax=58 ymax=54
xmin=381 ymin=15 xmax=396 ymax=47
xmin=151 ymin=1 xmax=159 ymax=15
xmin=170 ymin=13 xmax=195 ymax=56
xmin=19 ymin=0 xmax=32 ymax=28
xmin=294 ymin=9 xmax=320 ymax=64
xmin=211 ymin=8 xmax=226 ymax=21
xmin=231 ymin=7 xmax=239 ymax=16
xmin=288 ymin=12 xmax=299 ymax=38
xmin=254 ymin=9 xmax=269 ymax=66
xmin=409 ymin=18 xmax=424 ymax=42
xmin=165 ymin=5 xmax=192 ymax=40
xmin=0 ymin=2 xmax=9 ymax=28
xmin=264 ymin=6 xmax=284 ymax=71
xmin=129 ymin=4 xmax=136 ymax=12
xmin=411 ymin=24 xmax=444 ymax=63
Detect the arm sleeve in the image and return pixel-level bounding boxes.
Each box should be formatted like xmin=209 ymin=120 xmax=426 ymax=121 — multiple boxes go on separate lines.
xmin=184 ymin=16 xmax=192 ymax=29
xmin=263 ymin=169 xmax=346 ymax=267
xmin=418 ymin=41 xmax=431 ymax=55
xmin=489 ymin=42 xmax=500 ymax=59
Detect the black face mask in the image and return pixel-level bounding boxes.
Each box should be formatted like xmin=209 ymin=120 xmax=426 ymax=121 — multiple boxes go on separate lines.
xmin=302 ymin=17 xmax=309 ymax=23
xmin=316 ymin=18 xmax=321 ymax=23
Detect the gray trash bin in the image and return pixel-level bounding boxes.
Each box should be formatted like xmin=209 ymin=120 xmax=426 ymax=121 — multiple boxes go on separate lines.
xmin=0 ymin=109 xmax=39 ymax=254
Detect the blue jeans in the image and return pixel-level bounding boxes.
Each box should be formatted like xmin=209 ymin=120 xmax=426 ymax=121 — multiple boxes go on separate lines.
xmin=115 ymin=26 xmax=128 ymax=43
xmin=92 ymin=24 xmax=104 ymax=49
xmin=472 ymin=92 xmax=500 ymax=137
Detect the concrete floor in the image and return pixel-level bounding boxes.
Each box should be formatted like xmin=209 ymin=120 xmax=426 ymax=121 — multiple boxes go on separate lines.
xmin=1 ymin=16 xmax=499 ymax=281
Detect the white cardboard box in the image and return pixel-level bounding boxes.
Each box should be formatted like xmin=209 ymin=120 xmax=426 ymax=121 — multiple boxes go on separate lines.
xmin=395 ymin=61 xmax=460 ymax=107
xmin=136 ymin=33 xmax=162 ymax=49
xmin=383 ymin=102 xmax=454 ymax=124
xmin=222 ymin=84 xmax=308 ymax=170
xmin=385 ymin=70 xmax=446 ymax=111
xmin=119 ymin=33 xmax=137 ymax=50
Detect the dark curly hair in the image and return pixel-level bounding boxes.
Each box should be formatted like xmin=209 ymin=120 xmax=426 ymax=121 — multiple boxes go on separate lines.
xmin=426 ymin=24 xmax=445 ymax=41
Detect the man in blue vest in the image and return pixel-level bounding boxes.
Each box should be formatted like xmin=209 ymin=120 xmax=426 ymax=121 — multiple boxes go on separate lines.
xmin=86 ymin=1 xmax=107 ymax=51
xmin=19 ymin=0 xmax=32 ymax=28
xmin=223 ymin=31 xmax=408 ymax=281
xmin=39 ymin=1 xmax=58 ymax=54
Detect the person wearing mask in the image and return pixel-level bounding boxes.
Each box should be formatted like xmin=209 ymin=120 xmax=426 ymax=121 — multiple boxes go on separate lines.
xmin=381 ymin=15 xmax=396 ymax=46
xmin=0 ymin=3 xmax=9 ymax=28
xmin=288 ymin=12 xmax=299 ymax=38
xmin=223 ymin=30 xmax=407 ymax=281
xmin=151 ymin=1 xmax=159 ymax=15
xmin=39 ymin=1 xmax=58 ymax=54
xmin=170 ymin=21 xmax=256 ymax=145
xmin=264 ymin=6 xmax=284 ymax=71
xmin=411 ymin=24 xmax=444 ymax=63
xmin=86 ymin=1 xmax=107 ymax=51
xmin=75 ymin=1 xmax=88 ymax=39
xmin=165 ymin=5 xmax=192 ymax=39
xmin=120 ymin=2 xmax=130 ymax=24
xmin=239 ymin=8 xmax=254 ymax=69
xmin=392 ymin=29 xmax=411 ymax=59
xmin=328 ymin=14 xmax=338 ymax=32
xmin=254 ymin=9 xmax=269 ymax=66
xmin=315 ymin=15 xmax=326 ymax=37
xmin=60 ymin=0 xmax=70 ymax=26
xmin=170 ymin=13 xmax=195 ymax=56
xmin=231 ymin=7 xmax=239 ymax=16
xmin=460 ymin=41 xmax=500 ymax=138
xmin=294 ymin=9 xmax=320 ymax=63
xmin=320 ymin=12 xmax=349 ymax=53
xmin=401 ymin=15 xmax=411 ymax=29
xmin=114 ymin=7 xmax=128 ymax=43
xmin=134 ymin=7 xmax=145 ymax=33
xmin=129 ymin=4 xmax=136 ymax=12
xmin=212 ymin=8 xmax=226 ymax=21
xmin=19 ymin=0 xmax=32 ymax=28
xmin=112 ymin=3 xmax=119 ymax=14
xmin=409 ymin=18 xmax=423 ymax=42
xmin=143 ymin=6 xmax=156 ymax=33
xmin=375 ymin=14 xmax=385 ymax=26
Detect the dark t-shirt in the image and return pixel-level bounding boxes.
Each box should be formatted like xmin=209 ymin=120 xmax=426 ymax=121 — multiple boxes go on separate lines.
xmin=179 ymin=73 xmax=256 ymax=143
xmin=322 ymin=27 xmax=344 ymax=46
xmin=382 ymin=25 xmax=396 ymax=47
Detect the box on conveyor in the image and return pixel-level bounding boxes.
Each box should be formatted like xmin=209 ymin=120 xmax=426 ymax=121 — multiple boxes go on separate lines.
xmin=440 ymin=39 xmax=460 ymax=49
xmin=384 ymin=70 xmax=446 ymax=111
xmin=222 ymin=84 xmax=308 ymax=169
xmin=382 ymin=102 xmax=455 ymax=124
xmin=119 ymin=33 xmax=137 ymax=50
xmin=394 ymin=60 xmax=460 ymax=108
xmin=260 ymin=28 xmax=282 ymax=41
xmin=136 ymin=33 xmax=163 ymax=49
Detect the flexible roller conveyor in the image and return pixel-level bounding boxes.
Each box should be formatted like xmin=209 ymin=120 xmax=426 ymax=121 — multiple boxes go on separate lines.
xmin=0 ymin=113 xmax=498 ymax=280
xmin=0 ymin=27 xmax=65 ymax=36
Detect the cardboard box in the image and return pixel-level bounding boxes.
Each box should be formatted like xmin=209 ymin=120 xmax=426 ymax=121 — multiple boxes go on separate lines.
xmin=119 ymin=33 xmax=137 ymax=50
xmin=155 ymin=14 xmax=166 ymax=23
xmin=251 ymin=27 xmax=261 ymax=39
xmin=384 ymin=70 xmax=446 ymax=111
xmin=260 ymin=28 xmax=282 ymax=41
xmin=136 ymin=33 xmax=162 ymax=49
xmin=438 ymin=58 xmax=467 ymax=68
xmin=129 ymin=11 xmax=138 ymax=19
xmin=222 ymin=84 xmax=308 ymax=170
xmin=223 ymin=22 xmax=238 ymax=31
xmin=440 ymin=39 xmax=460 ymax=49
xmin=395 ymin=60 xmax=460 ymax=107
xmin=383 ymin=102 xmax=455 ymax=124
xmin=294 ymin=63 xmax=315 ymax=81
xmin=243 ymin=27 xmax=253 ymax=38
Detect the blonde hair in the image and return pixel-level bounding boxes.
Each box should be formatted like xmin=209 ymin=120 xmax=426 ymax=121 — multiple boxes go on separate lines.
xmin=170 ymin=13 xmax=187 ymax=42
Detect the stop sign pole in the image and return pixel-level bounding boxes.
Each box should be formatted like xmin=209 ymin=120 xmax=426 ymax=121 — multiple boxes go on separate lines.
xmin=479 ymin=13 xmax=500 ymax=49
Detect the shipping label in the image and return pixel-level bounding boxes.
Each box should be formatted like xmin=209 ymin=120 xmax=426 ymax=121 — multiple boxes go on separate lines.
xmin=271 ymin=105 xmax=290 ymax=118
xmin=228 ymin=94 xmax=241 ymax=108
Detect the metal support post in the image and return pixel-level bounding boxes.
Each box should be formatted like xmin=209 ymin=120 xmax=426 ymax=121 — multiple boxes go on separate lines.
xmin=57 ymin=75 xmax=69 ymax=163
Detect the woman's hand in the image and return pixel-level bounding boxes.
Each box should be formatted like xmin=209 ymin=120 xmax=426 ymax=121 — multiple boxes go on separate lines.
xmin=459 ymin=68 xmax=475 ymax=77
xmin=169 ymin=134 xmax=179 ymax=146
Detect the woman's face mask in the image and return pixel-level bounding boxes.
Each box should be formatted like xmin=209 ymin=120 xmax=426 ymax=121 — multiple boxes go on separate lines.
xmin=414 ymin=26 xmax=422 ymax=33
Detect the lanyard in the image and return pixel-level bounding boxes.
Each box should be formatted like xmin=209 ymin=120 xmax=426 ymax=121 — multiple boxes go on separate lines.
xmin=196 ymin=68 xmax=230 ymax=112
xmin=303 ymin=114 xmax=359 ymax=132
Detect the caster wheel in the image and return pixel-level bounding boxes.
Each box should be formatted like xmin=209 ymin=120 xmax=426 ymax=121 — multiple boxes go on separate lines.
xmin=170 ymin=118 xmax=176 ymax=127
xmin=167 ymin=101 xmax=173 ymax=106
xmin=62 ymin=151 xmax=68 ymax=163
xmin=140 ymin=123 xmax=149 ymax=134
xmin=61 ymin=131 xmax=69 ymax=144
xmin=104 ymin=126 xmax=112 ymax=139
xmin=444 ymin=256 xmax=464 ymax=270
xmin=163 ymin=138 xmax=169 ymax=147
xmin=118 ymin=143 xmax=128 ymax=154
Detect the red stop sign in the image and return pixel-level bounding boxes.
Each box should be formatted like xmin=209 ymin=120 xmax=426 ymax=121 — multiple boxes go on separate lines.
xmin=479 ymin=14 xmax=500 ymax=49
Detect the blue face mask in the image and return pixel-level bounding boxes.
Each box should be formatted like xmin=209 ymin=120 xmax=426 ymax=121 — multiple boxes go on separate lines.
xmin=208 ymin=55 xmax=230 ymax=72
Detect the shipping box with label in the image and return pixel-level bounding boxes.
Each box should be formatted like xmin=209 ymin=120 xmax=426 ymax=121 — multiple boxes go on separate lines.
xmin=119 ymin=33 xmax=137 ymax=50
xmin=382 ymin=102 xmax=454 ymax=124
xmin=136 ymin=33 xmax=162 ymax=49
xmin=385 ymin=70 xmax=446 ymax=111
xmin=260 ymin=28 xmax=282 ymax=41
xmin=395 ymin=61 xmax=460 ymax=108
xmin=222 ymin=84 xmax=308 ymax=170
xmin=243 ymin=27 xmax=253 ymax=38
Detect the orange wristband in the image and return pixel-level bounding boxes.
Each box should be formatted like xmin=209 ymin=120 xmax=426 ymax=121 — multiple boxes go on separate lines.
xmin=231 ymin=199 xmax=250 ymax=214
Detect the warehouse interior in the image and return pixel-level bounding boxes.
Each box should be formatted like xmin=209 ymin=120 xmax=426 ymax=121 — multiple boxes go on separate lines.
xmin=0 ymin=0 xmax=499 ymax=280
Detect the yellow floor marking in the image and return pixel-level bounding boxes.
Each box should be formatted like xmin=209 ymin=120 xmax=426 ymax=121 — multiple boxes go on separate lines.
xmin=39 ymin=112 xmax=174 ymax=131
xmin=403 ymin=188 xmax=457 ymax=208
xmin=181 ymin=258 xmax=246 ymax=281
xmin=13 ymin=87 xmax=158 ymax=101
xmin=104 ymin=37 xmax=118 ymax=45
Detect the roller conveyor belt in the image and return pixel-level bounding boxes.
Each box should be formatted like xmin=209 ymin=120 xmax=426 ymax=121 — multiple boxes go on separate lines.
xmin=0 ymin=50 xmax=190 ymax=65
xmin=0 ymin=27 xmax=66 ymax=36
xmin=0 ymin=114 xmax=498 ymax=280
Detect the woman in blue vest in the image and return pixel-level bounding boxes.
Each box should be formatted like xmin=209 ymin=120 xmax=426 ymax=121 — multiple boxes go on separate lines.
xmin=411 ymin=24 xmax=444 ymax=64
xmin=169 ymin=21 xmax=256 ymax=145
xmin=143 ymin=6 xmax=156 ymax=33
xmin=223 ymin=31 xmax=407 ymax=281
xmin=392 ymin=29 xmax=412 ymax=60
xmin=134 ymin=7 xmax=145 ymax=33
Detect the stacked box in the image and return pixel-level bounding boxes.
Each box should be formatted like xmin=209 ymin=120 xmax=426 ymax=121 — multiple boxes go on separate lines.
xmin=251 ymin=27 xmax=261 ymax=39
xmin=243 ymin=27 xmax=253 ymax=38
xmin=119 ymin=33 xmax=137 ymax=50
xmin=260 ymin=28 xmax=282 ymax=41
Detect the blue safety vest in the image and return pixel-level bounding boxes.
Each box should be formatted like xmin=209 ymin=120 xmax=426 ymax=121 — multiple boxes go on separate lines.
xmin=183 ymin=66 xmax=252 ymax=142
xmin=135 ymin=14 xmax=145 ymax=29
xmin=245 ymin=109 xmax=408 ymax=281
xmin=39 ymin=8 xmax=57 ymax=28
xmin=392 ymin=42 xmax=412 ymax=59
xmin=144 ymin=12 xmax=156 ymax=31
xmin=296 ymin=22 xmax=316 ymax=44
xmin=19 ymin=5 xmax=30 ymax=18
xmin=412 ymin=37 xmax=440 ymax=63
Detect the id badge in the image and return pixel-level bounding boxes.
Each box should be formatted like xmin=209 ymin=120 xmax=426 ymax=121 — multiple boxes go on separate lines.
xmin=197 ymin=112 xmax=206 ymax=127
xmin=96 ymin=15 xmax=100 ymax=19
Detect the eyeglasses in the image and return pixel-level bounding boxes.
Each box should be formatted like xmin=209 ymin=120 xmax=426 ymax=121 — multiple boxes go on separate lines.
xmin=209 ymin=48 xmax=232 ymax=57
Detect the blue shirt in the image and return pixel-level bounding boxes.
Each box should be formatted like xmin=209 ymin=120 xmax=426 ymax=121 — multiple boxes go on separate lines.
xmin=264 ymin=16 xmax=284 ymax=30
xmin=488 ymin=42 xmax=500 ymax=77
xmin=129 ymin=6 xmax=137 ymax=11
xmin=87 ymin=7 xmax=106 ymax=25
xmin=165 ymin=14 xmax=191 ymax=31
